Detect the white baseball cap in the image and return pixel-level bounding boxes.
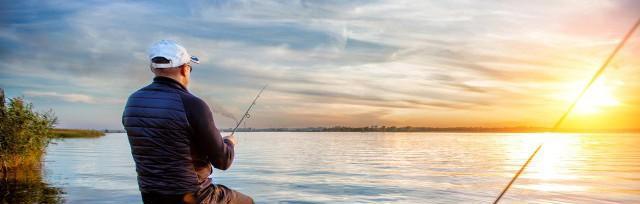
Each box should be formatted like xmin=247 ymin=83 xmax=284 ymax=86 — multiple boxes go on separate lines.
xmin=148 ymin=40 xmax=200 ymax=68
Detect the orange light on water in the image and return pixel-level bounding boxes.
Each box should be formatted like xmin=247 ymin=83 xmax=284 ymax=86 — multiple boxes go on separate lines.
xmin=505 ymin=133 xmax=589 ymax=193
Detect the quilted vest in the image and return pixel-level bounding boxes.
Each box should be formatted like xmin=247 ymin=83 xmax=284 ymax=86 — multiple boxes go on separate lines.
xmin=122 ymin=81 xmax=197 ymax=194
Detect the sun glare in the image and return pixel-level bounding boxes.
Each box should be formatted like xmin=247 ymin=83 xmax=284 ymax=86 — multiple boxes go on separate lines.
xmin=508 ymin=133 xmax=587 ymax=193
xmin=573 ymin=79 xmax=620 ymax=115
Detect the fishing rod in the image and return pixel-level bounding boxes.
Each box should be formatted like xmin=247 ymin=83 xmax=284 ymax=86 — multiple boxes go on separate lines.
xmin=230 ymin=85 xmax=268 ymax=136
xmin=493 ymin=18 xmax=640 ymax=204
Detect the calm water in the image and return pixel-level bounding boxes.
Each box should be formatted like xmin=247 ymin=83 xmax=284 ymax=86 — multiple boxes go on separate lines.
xmin=37 ymin=132 xmax=640 ymax=203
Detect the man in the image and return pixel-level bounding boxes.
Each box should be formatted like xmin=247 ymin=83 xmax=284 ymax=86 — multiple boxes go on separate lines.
xmin=122 ymin=40 xmax=254 ymax=204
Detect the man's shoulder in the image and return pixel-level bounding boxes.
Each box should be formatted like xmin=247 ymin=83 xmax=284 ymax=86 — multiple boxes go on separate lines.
xmin=127 ymin=83 xmax=182 ymax=98
xmin=179 ymin=92 xmax=209 ymax=109
xmin=126 ymin=86 xmax=149 ymax=100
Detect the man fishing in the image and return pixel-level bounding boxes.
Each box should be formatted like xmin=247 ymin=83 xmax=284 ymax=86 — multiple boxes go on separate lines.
xmin=122 ymin=40 xmax=254 ymax=204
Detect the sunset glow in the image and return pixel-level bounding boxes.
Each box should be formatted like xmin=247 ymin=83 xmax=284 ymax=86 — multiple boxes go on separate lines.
xmin=2 ymin=1 xmax=640 ymax=204
xmin=0 ymin=1 xmax=638 ymax=130
xmin=574 ymin=79 xmax=621 ymax=115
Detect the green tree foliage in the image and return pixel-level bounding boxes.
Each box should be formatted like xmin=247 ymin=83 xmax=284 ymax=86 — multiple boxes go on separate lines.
xmin=0 ymin=95 xmax=57 ymax=170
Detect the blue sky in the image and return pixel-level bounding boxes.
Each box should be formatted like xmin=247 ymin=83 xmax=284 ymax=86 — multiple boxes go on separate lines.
xmin=1 ymin=0 xmax=639 ymax=129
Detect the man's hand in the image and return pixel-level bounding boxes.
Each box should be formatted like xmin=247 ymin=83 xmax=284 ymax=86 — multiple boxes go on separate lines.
xmin=223 ymin=134 xmax=237 ymax=146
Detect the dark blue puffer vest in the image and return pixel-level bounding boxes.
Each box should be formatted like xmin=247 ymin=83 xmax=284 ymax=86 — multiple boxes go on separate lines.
xmin=122 ymin=81 xmax=197 ymax=194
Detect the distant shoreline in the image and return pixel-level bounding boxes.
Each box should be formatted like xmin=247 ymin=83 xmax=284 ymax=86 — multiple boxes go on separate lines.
xmin=52 ymin=129 xmax=105 ymax=138
xmin=221 ymin=126 xmax=640 ymax=133
xmin=100 ymin=127 xmax=640 ymax=134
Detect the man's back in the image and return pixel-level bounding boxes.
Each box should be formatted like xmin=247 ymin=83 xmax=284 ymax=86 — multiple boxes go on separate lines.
xmin=124 ymin=40 xmax=253 ymax=204
xmin=123 ymin=78 xmax=199 ymax=194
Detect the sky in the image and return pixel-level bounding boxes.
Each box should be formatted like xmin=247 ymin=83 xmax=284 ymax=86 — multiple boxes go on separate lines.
xmin=0 ymin=0 xmax=639 ymax=130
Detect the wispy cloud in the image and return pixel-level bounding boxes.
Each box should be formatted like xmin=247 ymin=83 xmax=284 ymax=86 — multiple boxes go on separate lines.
xmin=0 ymin=0 xmax=638 ymax=129
xmin=24 ymin=91 xmax=122 ymax=105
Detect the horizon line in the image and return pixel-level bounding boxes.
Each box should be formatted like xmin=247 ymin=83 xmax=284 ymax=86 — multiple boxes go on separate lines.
xmin=82 ymin=126 xmax=640 ymax=134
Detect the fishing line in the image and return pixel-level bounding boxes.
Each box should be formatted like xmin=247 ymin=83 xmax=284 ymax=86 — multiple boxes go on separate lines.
xmin=230 ymin=85 xmax=268 ymax=136
xmin=209 ymin=85 xmax=267 ymax=177
xmin=493 ymin=18 xmax=640 ymax=204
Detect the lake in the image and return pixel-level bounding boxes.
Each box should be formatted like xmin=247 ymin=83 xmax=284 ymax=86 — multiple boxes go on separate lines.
xmin=33 ymin=132 xmax=640 ymax=203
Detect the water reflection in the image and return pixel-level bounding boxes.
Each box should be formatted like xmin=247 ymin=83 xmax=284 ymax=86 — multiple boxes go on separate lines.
xmin=224 ymin=132 xmax=640 ymax=203
xmin=1 ymin=167 xmax=63 ymax=203
xmin=501 ymin=134 xmax=582 ymax=187
xmin=6 ymin=132 xmax=639 ymax=203
xmin=500 ymin=133 xmax=640 ymax=203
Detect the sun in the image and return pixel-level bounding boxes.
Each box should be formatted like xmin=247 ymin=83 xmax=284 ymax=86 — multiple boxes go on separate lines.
xmin=574 ymin=79 xmax=620 ymax=114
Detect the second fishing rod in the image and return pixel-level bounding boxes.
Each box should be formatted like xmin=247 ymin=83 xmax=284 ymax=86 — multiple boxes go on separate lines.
xmin=493 ymin=17 xmax=640 ymax=203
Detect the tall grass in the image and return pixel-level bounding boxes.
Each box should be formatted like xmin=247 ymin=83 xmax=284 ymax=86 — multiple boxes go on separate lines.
xmin=51 ymin=129 xmax=104 ymax=138
xmin=0 ymin=90 xmax=57 ymax=171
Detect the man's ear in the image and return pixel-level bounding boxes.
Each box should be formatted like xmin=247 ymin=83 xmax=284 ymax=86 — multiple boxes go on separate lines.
xmin=180 ymin=65 xmax=189 ymax=77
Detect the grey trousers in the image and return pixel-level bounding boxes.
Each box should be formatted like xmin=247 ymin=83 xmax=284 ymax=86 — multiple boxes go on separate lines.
xmin=141 ymin=185 xmax=253 ymax=204
xmin=198 ymin=184 xmax=254 ymax=204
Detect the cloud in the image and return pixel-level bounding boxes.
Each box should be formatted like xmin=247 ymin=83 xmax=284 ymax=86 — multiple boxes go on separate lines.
xmin=1 ymin=0 xmax=638 ymax=129
xmin=24 ymin=91 xmax=122 ymax=105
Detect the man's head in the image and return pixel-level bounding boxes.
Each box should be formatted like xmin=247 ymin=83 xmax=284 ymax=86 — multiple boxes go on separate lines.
xmin=148 ymin=40 xmax=199 ymax=87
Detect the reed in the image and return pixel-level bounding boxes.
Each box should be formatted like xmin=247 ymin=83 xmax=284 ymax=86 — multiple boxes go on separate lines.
xmin=51 ymin=129 xmax=105 ymax=138
xmin=0 ymin=89 xmax=57 ymax=171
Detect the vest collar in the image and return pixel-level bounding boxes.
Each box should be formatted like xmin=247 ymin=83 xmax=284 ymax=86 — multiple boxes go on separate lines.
xmin=153 ymin=76 xmax=188 ymax=92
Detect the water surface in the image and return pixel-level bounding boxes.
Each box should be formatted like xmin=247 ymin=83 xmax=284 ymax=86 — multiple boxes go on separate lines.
xmin=41 ymin=132 xmax=640 ymax=203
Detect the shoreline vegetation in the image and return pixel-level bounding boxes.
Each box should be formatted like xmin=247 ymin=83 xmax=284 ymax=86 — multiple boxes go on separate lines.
xmin=51 ymin=129 xmax=105 ymax=138
xmin=0 ymin=88 xmax=105 ymax=170
xmin=1 ymin=88 xmax=100 ymax=203
xmin=1 ymin=90 xmax=56 ymax=171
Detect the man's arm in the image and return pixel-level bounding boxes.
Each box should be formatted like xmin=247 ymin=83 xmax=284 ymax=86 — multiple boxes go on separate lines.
xmin=183 ymin=95 xmax=235 ymax=170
